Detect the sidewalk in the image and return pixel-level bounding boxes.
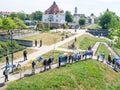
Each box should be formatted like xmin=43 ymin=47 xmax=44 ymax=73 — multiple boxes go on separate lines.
xmin=0 ymin=30 xmax=85 ymax=83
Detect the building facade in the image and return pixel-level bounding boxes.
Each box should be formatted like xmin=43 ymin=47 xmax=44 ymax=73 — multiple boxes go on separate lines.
xmin=42 ymin=1 xmax=66 ymax=28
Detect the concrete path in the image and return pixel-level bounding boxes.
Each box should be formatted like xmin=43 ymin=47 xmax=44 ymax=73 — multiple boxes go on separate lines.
xmin=102 ymin=42 xmax=118 ymax=57
xmin=0 ymin=30 xmax=85 ymax=83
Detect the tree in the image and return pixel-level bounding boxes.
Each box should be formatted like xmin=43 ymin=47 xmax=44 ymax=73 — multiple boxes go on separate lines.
xmin=9 ymin=13 xmax=18 ymax=19
xmin=31 ymin=11 xmax=43 ymax=21
xmin=44 ymin=23 xmax=50 ymax=31
xmin=0 ymin=18 xmax=2 ymax=28
xmin=65 ymin=11 xmax=73 ymax=23
xmin=2 ymin=17 xmax=16 ymax=30
xmin=79 ymin=18 xmax=86 ymax=26
xmin=99 ymin=9 xmax=119 ymax=29
xmin=36 ymin=21 xmax=44 ymax=30
xmin=13 ymin=17 xmax=27 ymax=29
xmin=17 ymin=12 xmax=28 ymax=20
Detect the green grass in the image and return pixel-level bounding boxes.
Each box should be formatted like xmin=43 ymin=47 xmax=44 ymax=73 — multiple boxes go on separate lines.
xmin=20 ymin=32 xmax=74 ymax=45
xmin=84 ymin=24 xmax=101 ymax=29
xmin=111 ymin=46 xmax=120 ymax=57
xmin=96 ymin=43 xmax=114 ymax=60
xmin=6 ymin=60 xmax=120 ymax=90
xmin=60 ymin=34 xmax=109 ymax=50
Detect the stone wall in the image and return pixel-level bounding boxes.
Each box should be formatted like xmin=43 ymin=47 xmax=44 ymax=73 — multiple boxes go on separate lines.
xmin=15 ymin=39 xmax=33 ymax=47
xmin=87 ymin=29 xmax=110 ymax=37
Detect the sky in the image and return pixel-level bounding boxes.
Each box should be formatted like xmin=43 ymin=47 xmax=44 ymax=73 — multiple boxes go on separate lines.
xmin=0 ymin=0 xmax=120 ymax=17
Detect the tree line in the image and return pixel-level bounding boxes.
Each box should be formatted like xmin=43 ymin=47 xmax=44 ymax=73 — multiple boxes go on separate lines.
xmin=98 ymin=9 xmax=120 ymax=49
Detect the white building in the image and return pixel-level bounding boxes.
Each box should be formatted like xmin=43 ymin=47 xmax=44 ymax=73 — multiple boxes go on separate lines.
xmin=42 ymin=1 xmax=66 ymax=28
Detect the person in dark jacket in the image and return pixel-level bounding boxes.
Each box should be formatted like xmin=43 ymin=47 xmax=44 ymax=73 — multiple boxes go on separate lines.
xmin=108 ymin=55 xmax=111 ymax=65
xmin=3 ymin=68 xmax=9 ymax=82
xmin=43 ymin=59 xmax=47 ymax=71
xmin=48 ymin=58 xmax=52 ymax=69
xmin=40 ymin=40 xmax=42 ymax=47
xmin=35 ymin=40 xmax=37 ymax=47
xmin=6 ymin=55 xmax=9 ymax=65
xmin=23 ymin=50 xmax=27 ymax=61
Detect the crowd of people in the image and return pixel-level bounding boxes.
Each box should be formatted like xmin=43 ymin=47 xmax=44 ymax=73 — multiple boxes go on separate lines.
xmin=97 ymin=53 xmax=120 ymax=71
xmin=3 ymin=47 xmax=120 ymax=83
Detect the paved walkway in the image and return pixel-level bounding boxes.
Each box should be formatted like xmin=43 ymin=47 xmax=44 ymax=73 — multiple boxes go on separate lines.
xmin=0 ymin=30 xmax=85 ymax=84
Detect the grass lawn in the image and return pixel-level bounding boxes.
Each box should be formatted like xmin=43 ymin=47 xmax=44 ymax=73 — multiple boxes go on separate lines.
xmin=84 ymin=24 xmax=101 ymax=29
xmin=20 ymin=32 xmax=74 ymax=45
xmin=6 ymin=60 xmax=120 ymax=90
xmin=60 ymin=34 xmax=109 ymax=50
xmin=0 ymin=48 xmax=37 ymax=65
xmin=96 ymin=43 xmax=114 ymax=60
xmin=111 ymin=46 xmax=120 ymax=57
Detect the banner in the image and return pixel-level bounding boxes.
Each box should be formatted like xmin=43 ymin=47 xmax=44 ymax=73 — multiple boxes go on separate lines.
xmin=38 ymin=57 xmax=43 ymax=62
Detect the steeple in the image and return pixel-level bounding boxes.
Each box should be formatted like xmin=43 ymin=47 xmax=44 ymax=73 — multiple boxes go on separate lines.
xmin=74 ymin=7 xmax=77 ymax=15
xmin=53 ymin=1 xmax=56 ymax=5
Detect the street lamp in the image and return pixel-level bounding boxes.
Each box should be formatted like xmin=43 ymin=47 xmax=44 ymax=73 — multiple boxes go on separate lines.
xmin=9 ymin=30 xmax=14 ymax=72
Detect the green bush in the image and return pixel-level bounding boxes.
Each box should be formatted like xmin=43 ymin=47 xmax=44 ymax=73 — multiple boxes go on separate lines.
xmin=0 ymin=41 xmax=25 ymax=57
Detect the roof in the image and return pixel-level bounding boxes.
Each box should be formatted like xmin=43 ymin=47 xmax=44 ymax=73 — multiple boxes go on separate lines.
xmin=44 ymin=1 xmax=64 ymax=14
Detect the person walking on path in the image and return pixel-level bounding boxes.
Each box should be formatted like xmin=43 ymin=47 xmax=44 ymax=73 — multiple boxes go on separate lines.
xmin=23 ymin=50 xmax=27 ymax=61
xmin=75 ymin=37 xmax=77 ymax=42
xmin=40 ymin=40 xmax=42 ymax=47
xmin=35 ymin=40 xmax=37 ymax=47
xmin=108 ymin=55 xmax=111 ymax=65
xmin=6 ymin=55 xmax=9 ymax=65
xmin=3 ymin=68 xmax=9 ymax=82
xmin=32 ymin=61 xmax=36 ymax=74
xmin=101 ymin=53 xmax=105 ymax=62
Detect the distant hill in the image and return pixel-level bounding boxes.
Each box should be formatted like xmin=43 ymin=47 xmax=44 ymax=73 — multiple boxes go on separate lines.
xmin=6 ymin=60 xmax=120 ymax=90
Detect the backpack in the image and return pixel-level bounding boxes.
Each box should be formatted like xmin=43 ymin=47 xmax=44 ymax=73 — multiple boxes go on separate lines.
xmin=3 ymin=70 xmax=5 ymax=75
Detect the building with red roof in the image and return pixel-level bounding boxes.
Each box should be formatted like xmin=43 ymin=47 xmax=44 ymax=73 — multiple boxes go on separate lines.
xmin=42 ymin=1 xmax=66 ymax=28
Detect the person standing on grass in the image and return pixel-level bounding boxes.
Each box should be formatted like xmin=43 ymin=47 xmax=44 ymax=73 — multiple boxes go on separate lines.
xmin=23 ymin=50 xmax=27 ymax=61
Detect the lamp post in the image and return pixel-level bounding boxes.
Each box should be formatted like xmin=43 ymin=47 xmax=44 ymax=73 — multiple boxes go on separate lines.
xmin=10 ymin=30 xmax=14 ymax=72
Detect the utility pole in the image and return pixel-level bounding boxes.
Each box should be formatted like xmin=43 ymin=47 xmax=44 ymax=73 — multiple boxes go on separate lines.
xmin=10 ymin=30 xmax=14 ymax=72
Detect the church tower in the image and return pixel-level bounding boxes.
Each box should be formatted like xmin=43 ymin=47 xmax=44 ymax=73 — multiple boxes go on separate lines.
xmin=74 ymin=7 xmax=77 ymax=15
